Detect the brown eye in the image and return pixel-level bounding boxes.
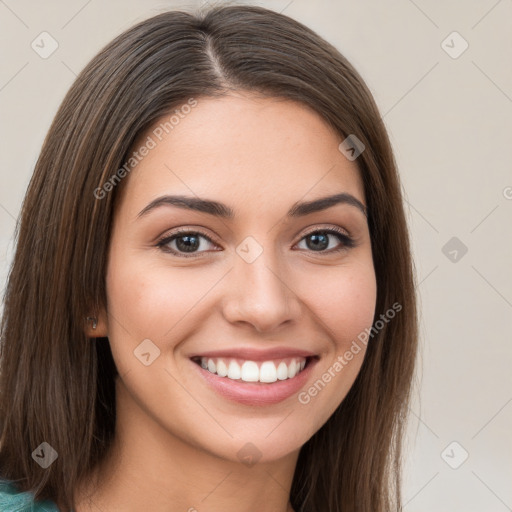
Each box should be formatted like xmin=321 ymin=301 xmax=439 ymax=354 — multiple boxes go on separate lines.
xmin=296 ymin=228 xmax=356 ymax=254
xmin=156 ymin=229 xmax=218 ymax=258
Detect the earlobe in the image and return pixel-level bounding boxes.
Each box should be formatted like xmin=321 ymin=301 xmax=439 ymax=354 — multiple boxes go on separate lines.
xmin=85 ymin=312 xmax=108 ymax=338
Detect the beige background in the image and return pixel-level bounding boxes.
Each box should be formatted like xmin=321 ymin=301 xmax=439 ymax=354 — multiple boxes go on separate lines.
xmin=1 ymin=1 xmax=511 ymax=510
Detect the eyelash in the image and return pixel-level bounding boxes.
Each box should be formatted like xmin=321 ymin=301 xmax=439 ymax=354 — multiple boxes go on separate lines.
xmin=155 ymin=226 xmax=356 ymax=259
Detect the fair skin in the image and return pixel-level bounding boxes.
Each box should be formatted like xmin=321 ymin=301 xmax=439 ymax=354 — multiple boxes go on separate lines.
xmin=77 ymin=92 xmax=377 ymax=512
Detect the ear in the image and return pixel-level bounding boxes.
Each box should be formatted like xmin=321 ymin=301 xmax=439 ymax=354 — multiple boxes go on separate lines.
xmin=84 ymin=308 xmax=108 ymax=338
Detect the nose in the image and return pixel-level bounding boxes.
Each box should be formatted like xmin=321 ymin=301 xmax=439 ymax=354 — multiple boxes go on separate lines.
xmin=222 ymin=247 xmax=302 ymax=333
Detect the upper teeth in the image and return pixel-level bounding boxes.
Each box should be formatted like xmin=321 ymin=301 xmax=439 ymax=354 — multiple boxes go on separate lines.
xmin=199 ymin=357 xmax=306 ymax=383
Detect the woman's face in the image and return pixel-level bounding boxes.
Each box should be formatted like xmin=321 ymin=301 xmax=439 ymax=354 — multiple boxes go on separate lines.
xmin=101 ymin=93 xmax=377 ymax=464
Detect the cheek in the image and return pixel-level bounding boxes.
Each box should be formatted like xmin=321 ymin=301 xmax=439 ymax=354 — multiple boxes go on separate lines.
xmin=104 ymin=249 xmax=222 ymax=367
xmin=107 ymin=263 xmax=183 ymax=328
xmin=103 ymin=246 xmax=175 ymax=371
xmin=293 ymin=263 xmax=376 ymax=428
xmin=106 ymin=262 xmax=190 ymax=343
xmin=304 ymin=261 xmax=377 ymax=349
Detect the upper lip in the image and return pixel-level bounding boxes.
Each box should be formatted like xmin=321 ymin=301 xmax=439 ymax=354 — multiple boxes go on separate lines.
xmin=189 ymin=347 xmax=318 ymax=361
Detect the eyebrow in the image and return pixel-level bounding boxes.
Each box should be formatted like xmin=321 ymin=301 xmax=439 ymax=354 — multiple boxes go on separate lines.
xmin=137 ymin=192 xmax=367 ymax=219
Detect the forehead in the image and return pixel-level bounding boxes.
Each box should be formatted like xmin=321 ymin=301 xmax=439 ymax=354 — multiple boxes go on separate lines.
xmin=119 ymin=93 xmax=365 ymax=215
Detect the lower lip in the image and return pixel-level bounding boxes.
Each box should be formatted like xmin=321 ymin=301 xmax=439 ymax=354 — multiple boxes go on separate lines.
xmin=190 ymin=357 xmax=319 ymax=406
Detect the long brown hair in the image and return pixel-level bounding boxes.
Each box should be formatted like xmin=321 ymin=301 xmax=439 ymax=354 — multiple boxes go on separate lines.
xmin=0 ymin=5 xmax=418 ymax=511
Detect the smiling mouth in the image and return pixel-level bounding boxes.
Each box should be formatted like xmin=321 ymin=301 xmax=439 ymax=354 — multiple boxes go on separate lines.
xmin=190 ymin=355 xmax=318 ymax=384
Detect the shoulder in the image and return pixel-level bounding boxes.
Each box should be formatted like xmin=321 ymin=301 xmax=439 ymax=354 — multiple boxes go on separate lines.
xmin=0 ymin=479 xmax=61 ymax=511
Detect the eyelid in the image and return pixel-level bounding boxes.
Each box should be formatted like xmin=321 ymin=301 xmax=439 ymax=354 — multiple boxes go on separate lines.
xmin=300 ymin=223 xmax=352 ymax=239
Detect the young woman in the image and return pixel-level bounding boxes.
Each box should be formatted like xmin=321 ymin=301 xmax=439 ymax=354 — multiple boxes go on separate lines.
xmin=0 ymin=4 xmax=418 ymax=512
